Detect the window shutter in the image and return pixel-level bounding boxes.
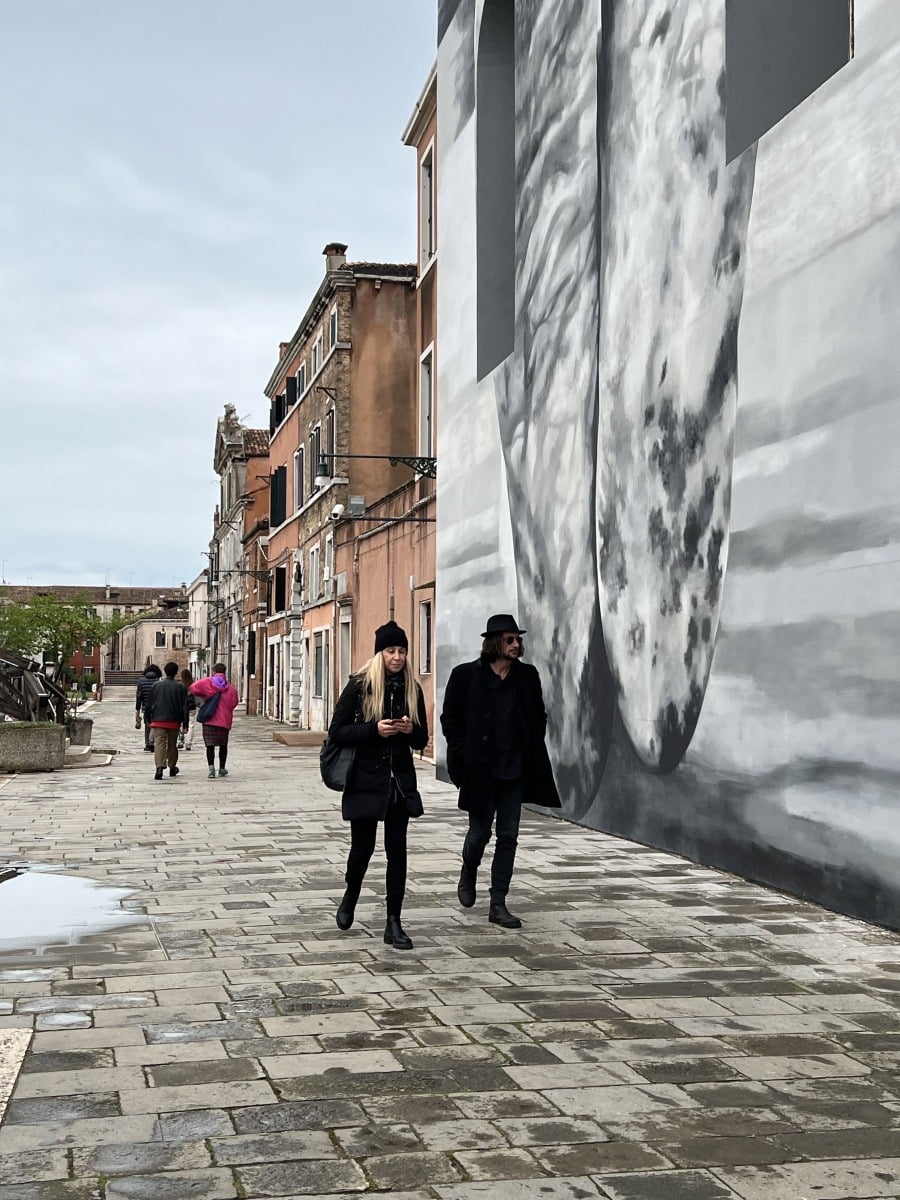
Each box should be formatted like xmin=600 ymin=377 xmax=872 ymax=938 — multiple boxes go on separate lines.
xmin=269 ymin=466 xmax=287 ymax=527
xmin=286 ymin=376 xmax=297 ymax=408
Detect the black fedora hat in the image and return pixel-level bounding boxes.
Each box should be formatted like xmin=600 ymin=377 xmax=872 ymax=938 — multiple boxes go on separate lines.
xmin=481 ymin=613 xmax=527 ymax=638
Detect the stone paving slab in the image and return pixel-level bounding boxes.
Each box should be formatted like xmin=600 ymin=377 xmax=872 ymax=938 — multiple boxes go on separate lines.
xmin=1 ymin=700 xmax=900 ymax=1198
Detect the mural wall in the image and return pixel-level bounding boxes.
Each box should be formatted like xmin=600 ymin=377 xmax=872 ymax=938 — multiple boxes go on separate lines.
xmin=436 ymin=0 xmax=900 ymax=927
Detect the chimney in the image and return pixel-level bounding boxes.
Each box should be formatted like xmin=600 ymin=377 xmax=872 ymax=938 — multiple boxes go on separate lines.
xmin=278 ymin=341 xmax=289 ymax=358
xmin=323 ymin=242 xmax=348 ymax=272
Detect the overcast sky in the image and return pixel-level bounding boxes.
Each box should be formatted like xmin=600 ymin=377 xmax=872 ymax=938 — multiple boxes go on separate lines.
xmin=0 ymin=1 xmax=436 ymax=589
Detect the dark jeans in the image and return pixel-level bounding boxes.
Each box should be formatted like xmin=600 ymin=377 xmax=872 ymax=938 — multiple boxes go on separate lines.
xmin=345 ymin=793 xmax=410 ymax=916
xmin=463 ymin=778 xmax=523 ymax=903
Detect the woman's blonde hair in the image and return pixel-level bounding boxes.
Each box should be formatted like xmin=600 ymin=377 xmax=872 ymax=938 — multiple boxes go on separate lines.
xmin=356 ymin=653 xmax=421 ymax=725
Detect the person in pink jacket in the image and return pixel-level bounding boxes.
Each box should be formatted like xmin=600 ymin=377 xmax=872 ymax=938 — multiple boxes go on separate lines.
xmin=190 ymin=663 xmax=239 ymax=779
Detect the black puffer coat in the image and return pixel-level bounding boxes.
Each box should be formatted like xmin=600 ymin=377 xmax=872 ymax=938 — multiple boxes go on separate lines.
xmin=135 ymin=670 xmax=159 ymax=713
xmin=328 ymin=671 xmax=428 ymax=821
xmin=440 ymin=657 xmax=561 ymax=813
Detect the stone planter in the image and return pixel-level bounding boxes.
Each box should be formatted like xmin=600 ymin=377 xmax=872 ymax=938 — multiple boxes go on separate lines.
xmin=66 ymin=717 xmax=93 ymax=747
xmin=0 ymin=723 xmax=67 ymax=772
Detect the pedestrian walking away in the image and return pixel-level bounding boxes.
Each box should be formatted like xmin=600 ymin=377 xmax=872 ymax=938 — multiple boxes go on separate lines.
xmin=440 ymin=613 xmax=561 ymax=928
xmin=179 ymin=668 xmax=198 ymax=749
xmin=134 ymin=663 xmax=162 ymax=751
xmin=327 ymin=620 xmax=428 ymax=950
xmin=147 ymin=662 xmax=189 ymax=780
xmin=190 ymin=663 xmax=239 ymax=778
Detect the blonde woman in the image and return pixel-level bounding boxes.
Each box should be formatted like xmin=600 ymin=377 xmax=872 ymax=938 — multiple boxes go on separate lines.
xmin=328 ymin=621 xmax=428 ymax=949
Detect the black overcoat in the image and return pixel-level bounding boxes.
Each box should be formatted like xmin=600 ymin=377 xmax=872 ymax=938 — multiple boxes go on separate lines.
xmin=440 ymin=657 xmax=561 ymax=812
xmin=328 ymin=673 xmax=429 ymax=822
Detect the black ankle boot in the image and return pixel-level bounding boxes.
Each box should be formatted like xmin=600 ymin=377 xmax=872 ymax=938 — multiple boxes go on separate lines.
xmin=154 ymin=767 xmax=164 ymax=781
xmin=489 ymin=902 xmax=522 ymax=929
xmin=383 ymin=915 xmax=413 ymax=950
xmin=457 ymin=864 xmax=476 ymax=908
xmin=335 ymin=890 xmax=358 ymax=931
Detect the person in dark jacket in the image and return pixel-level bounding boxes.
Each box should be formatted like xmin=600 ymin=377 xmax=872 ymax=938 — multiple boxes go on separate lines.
xmin=328 ymin=621 xmax=428 ymax=950
xmin=440 ymin=614 xmax=561 ymax=929
xmin=134 ymin=664 xmax=162 ymax=751
xmin=147 ymin=662 xmax=189 ymax=780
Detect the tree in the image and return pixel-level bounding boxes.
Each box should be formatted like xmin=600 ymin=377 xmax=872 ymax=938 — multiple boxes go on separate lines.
xmin=0 ymin=591 xmax=135 ymax=680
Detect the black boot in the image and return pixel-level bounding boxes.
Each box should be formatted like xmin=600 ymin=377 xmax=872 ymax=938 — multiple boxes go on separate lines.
xmin=336 ymin=889 xmax=358 ymax=931
xmin=457 ymin=864 xmax=476 ymax=908
xmin=383 ymin=915 xmax=413 ymax=950
xmin=154 ymin=767 xmax=164 ymax=781
xmin=489 ymin=902 xmax=522 ymax=929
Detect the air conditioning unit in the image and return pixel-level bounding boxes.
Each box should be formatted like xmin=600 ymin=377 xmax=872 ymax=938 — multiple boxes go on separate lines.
xmin=258 ymin=536 xmax=269 ymax=548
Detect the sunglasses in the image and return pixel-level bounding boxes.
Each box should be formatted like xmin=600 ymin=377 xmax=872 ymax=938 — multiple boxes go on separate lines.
xmin=503 ymin=634 xmax=524 ymax=644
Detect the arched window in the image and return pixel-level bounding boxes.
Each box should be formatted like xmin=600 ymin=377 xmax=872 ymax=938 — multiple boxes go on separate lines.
xmin=476 ymin=0 xmax=515 ymax=380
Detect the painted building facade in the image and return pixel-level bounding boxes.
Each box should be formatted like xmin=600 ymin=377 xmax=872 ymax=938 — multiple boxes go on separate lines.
xmin=436 ymin=0 xmax=900 ymax=926
xmin=263 ymin=244 xmax=417 ymax=731
xmin=208 ymin=407 xmax=269 ymax=697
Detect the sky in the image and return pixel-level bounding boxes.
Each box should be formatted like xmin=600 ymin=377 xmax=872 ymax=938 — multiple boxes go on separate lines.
xmin=0 ymin=0 xmax=437 ymax=590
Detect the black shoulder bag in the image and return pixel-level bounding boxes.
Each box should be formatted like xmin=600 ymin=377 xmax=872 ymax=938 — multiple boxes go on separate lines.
xmin=320 ymin=686 xmax=361 ymax=791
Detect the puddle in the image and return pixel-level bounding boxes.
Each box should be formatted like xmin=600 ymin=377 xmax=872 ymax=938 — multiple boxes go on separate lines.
xmin=0 ymin=868 xmax=144 ymax=950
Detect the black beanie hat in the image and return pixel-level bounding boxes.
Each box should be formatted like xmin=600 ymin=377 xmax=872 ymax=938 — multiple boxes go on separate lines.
xmin=374 ymin=621 xmax=408 ymax=653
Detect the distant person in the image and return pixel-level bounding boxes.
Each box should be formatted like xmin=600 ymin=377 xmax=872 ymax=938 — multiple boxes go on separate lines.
xmin=179 ymin=669 xmax=198 ymax=750
xmin=134 ymin=664 xmax=162 ymax=751
xmin=190 ymin=663 xmax=239 ymax=779
xmin=327 ymin=621 xmax=428 ymax=950
xmin=147 ymin=662 xmax=189 ymax=781
xmin=441 ymin=614 xmax=561 ymax=929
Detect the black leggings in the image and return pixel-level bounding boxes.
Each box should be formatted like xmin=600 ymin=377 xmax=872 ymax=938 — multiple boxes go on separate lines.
xmin=345 ymin=795 xmax=409 ymax=916
xmin=206 ymin=744 xmax=228 ymax=769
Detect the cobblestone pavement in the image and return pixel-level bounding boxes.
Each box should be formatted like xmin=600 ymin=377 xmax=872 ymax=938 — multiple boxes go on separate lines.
xmin=1 ymin=699 xmax=900 ymax=1199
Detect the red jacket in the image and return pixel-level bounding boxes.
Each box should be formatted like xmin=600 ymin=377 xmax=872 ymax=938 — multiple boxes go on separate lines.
xmin=189 ymin=675 xmax=239 ymax=729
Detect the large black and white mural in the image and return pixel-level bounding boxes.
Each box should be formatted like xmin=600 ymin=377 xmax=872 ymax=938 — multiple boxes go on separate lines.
xmin=436 ymin=0 xmax=900 ymax=927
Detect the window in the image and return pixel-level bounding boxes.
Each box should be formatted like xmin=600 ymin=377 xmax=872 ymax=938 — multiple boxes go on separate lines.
xmin=294 ymin=447 xmax=305 ymax=510
xmin=420 ymin=143 xmax=436 ymax=269
xmin=311 ymin=332 xmax=323 ymax=376
xmin=309 ymin=544 xmax=320 ymax=602
xmin=476 ymin=0 xmax=515 ymax=380
xmin=171 ymin=633 xmax=178 ymax=649
xmin=112 ymin=607 xmax=121 ymax=618
xmin=274 ymin=566 xmax=287 ymax=613
xmin=325 ymin=408 xmax=335 ymax=459
xmin=296 ymin=362 xmax=306 ymax=396
xmin=419 ymin=600 xmax=433 ymax=674
xmin=83 ymin=641 xmax=94 ymax=656
xmin=313 ymin=632 xmax=324 ymax=697
xmin=324 ymin=533 xmax=334 ymax=583
xmin=725 ymin=0 xmax=853 ymax=162
xmin=419 ymin=349 xmax=434 ymax=457
xmin=329 ymin=305 xmax=338 ymax=349
xmin=155 ymin=631 xmax=166 ymax=647
xmin=246 ymin=629 xmax=256 ymax=676
xmin=310 ymin=426 xmax=322 ymax=491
